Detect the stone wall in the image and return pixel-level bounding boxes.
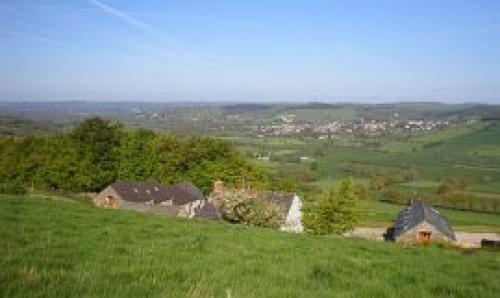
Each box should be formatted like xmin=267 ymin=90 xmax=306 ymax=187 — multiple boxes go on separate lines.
xmin=395 ymin=221 xmax=454 ymax=245
xmin=93 ymin=187 xmax=121 ymax=208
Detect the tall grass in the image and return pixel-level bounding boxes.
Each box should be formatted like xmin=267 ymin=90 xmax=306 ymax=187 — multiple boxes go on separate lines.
xmin=1 ymin=196 xmax=499 ymax=297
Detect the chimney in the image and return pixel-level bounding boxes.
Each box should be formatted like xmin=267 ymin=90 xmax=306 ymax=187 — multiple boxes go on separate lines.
xmin=213 ymin=180 xmax=224 ymax=194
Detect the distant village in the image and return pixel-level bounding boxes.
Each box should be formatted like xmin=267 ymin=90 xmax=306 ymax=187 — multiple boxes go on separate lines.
xmin=126 ymin=108 xmax=464 ymax=137
xmin=251 ymin=114 xmax=456 ymax=137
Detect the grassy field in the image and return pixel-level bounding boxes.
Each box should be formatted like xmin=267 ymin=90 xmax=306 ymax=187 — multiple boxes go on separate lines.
xmin=1 ymin=196 xmax=499 ymax=298
xmin=228 ymin=122 xmax=500 ymax=213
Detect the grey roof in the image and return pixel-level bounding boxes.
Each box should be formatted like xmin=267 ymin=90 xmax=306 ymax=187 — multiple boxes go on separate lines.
xmin=163 ymin=182 xmax=204 ymax=205
xmin=109 ymin=181 xmax=171 ymax=203
xmin=392 ymin=199 xmax=456 ymax=240
xmin=109 ymin=181 xmax=203 ymax=206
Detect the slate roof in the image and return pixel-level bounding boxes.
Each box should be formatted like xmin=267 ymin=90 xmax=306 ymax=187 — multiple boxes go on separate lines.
xmin=109 ymin=181 xmax=204 ymax=206
xmin=109 ymin=181 xmax=171 ymax=203
xmin=392 ymin=199 xmax=456 ymax=240
xmin=163 ymin=182 xmax=204 ymax=205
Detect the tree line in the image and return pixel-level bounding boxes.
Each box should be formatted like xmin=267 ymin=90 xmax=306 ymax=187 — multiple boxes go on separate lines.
xmin=371 ymin=174 xmax=499 ymax=213
xmin=0 ymin=117 xmax=266 ymax=194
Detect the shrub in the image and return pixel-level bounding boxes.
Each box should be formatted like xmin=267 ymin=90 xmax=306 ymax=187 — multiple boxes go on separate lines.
xmin=303 ymin=177 xmax=359 ymax=235
xmin=370 ymin=175 xmax=397 ymax=190
xmin=381 ymin=190 xmax=408 ymax=205
xmin=212 ymin=188 xmax=283 ymax=228
xmin=436 ymin=177 xmax=468 ymax=194
xmin=0 ymin=182 xmax=28 ymax=195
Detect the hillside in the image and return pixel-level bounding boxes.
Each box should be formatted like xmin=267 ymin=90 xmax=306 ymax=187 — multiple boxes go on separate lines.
xmin=228 ymin=121 xmax=500 ymax=213
xmin=1 ymin=196 xmax=499 ymax=297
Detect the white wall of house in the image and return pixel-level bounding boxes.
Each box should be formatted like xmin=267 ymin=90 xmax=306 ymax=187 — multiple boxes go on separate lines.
xmin=178 ymin=199 xmax=205 ymax=218
xmin=281 ymin=194 xmax=303 ymax=232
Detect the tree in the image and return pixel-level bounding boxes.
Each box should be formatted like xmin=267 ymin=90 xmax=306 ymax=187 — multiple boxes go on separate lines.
xmin=154 ymin=135 xmax=265 ymax=194
xmin=70 ymin=117 xmax=123 ymax=191
xmin=0 ymin=118 xmax=267 ymax=194
xmin=35 ymin=135 xmax=80 ymax=190
xmin=370 ymin=174 xmax=396 ymax=190
xmin=118 ymin=128 xmax=157 ymax=181
xmin=436 ymin=177 xmax=468 ymax=194
xmin=303 ymin=177 xmax=359 ymax=235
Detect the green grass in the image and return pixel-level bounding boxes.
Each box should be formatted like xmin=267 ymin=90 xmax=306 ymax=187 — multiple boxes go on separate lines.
xmin=1 ymin=196 xmax=499 ymax=297
xmin=228 ymin=123 xmax=500 ymax=215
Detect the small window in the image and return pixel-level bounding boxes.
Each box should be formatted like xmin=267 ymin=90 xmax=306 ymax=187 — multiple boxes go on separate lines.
xmin=418 ymin=231 xmax=432 ymax=245
xmin=154 ymin=187 xmax=159 ymax=191
xmin=146 ymin=189 xmax=151 ymax=194
xmin=133 ymin=188 xmax=138 ymax=193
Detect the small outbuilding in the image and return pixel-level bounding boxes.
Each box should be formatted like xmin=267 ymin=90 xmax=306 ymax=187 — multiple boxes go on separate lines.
xmin=94 ymin=181 xmax=211 ymax=218
xmin=388 ymin=198 xmax=456 ymax=245
xmin=94 ymin=181 xmax=174 ymax=209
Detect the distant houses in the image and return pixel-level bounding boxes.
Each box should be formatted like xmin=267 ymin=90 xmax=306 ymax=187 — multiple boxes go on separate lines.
xmin=387 ymin=198 xmax=456 ymax=245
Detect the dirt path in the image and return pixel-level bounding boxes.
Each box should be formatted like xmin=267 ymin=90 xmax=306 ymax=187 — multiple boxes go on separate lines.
xmin=454 ymin=231 xmax=500 ymax=247
xmin=345 ymin=227 xmax=500 ymax=247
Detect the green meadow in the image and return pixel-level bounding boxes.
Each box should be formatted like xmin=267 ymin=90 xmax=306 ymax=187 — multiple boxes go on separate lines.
xmin=1 ymin=196 xmax=499 ymax=298
xmin=231 ymin=122 xmax=500 ymax=213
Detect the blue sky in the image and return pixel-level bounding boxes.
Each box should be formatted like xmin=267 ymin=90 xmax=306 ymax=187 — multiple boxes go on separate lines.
xmin=1 ymin=0 xmax=499 ymax=102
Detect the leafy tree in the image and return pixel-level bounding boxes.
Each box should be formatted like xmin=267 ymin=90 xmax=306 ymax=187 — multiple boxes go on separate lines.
xmin=381 ymin=190 xmax=407 ymax=204
xmin=369 ymin=174 xmax=397 ymax=190
xmin=401 ymin=167 xmax=418 ymax=182
xmin=0 ymin=182 xmax=27 ymax=194
xmin=154 ymin=135 xmax=264 ymax=193
xmin=303 ymin=177 xmax=358 ymax=235
xmin=0 ymin=117 xmax=266 ymax=195
xmin=70 ymin=117 xmax=123 ymax=191
xmin=436 ymin=177 xmax=468 ymax=194
xmin=34 ymin=135 xmax=80 ymax=190
xmin=119 ymin=128 xmax=157 ymax=181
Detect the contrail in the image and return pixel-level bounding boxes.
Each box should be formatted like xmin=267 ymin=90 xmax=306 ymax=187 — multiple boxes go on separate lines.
xmin=88 ymin=0 xmax=178 ymax=46
xmin=87 ymin=0 xmax=231 ymax=68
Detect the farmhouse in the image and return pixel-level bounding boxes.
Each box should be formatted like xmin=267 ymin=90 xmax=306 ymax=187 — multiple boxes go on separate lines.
xmin=209 ymin=180 xmax=303 ymax=232
xmin=94 ymin=181 xmax=218 ymax=219
xmin=388 ymin=198 xmax=456 ymax=245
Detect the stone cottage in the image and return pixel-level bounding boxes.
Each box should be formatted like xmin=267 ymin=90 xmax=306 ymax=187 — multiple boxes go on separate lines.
xmin=388 ymin=198 xmax=456 ymax=245
xmin=94 ymin=181 xmax=218 ymax=219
